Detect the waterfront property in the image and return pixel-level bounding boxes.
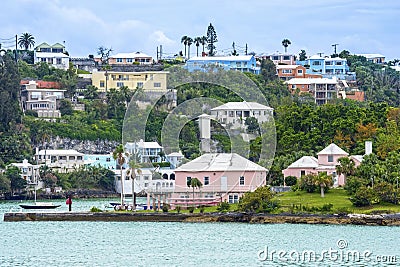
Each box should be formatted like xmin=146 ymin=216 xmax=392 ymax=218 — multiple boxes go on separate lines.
xmin=185 ymin=55 xmax=261 ymax=74
xmin=124 ymin=140 xmax=163 ymax=163
xmin=210 ymin=101 xmax=273 ymax=129
xmin=9 ymin=159 xmax=39 ymax=184
xmin=84 ymin=154 xmax=116 ymax=170
xmin=282 ymin=142 xmax=371 ymax=186
xmin=20 ymin=80 xmax=66 ymax=118
xmin=169 ymin=153 xmax=267 ymax=207
xmin=34 ymin=42 xmax=70 ymax=70
xmin=35 ymin=149 xmax=85 ymax=173
xmin=91 ymin=70 xmax=168 ymax=93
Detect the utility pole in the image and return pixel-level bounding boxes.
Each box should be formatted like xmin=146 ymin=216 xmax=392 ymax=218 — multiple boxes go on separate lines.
xmin=245 ymin=43 xmax=248 ymax=55
xmin=332 ymin=44 xmax=339 ymax=55
xmin=15 ymin=35 xmax=18 ymax=62
xmin=317 ymin=52 xmax=324 ymax=57
xmin=156 ymin=46 xmax=159 ymax=61
xmin=160 ymin=45 xmax=162 ymax=60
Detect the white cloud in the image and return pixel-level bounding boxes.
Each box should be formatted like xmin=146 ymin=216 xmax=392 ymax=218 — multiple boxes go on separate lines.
xmin=151 ymin=31 xmax=175 ymax=45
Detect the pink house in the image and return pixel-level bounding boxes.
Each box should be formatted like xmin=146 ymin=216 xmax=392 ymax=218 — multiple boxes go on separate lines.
xmin=169 ymin=153 xmax=267 ymax=207
xmin=283 ymin=143 xmax=369 ymax=186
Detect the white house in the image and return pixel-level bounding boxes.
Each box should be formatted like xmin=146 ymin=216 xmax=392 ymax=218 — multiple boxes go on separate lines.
xmin=34 ymin=42 xmax=70 ymax=70
xmin=35 ymin=149 xmax=85 ymax=173
xmin=124 ymin=140 xmax=163 ymax=163
xmin=9 ymin=159 xmax=39 ymax=184
xmin=210 ymin=101 xmax=273 ymax=128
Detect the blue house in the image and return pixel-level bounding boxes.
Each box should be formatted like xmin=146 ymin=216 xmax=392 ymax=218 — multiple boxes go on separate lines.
xmin=185 ymin=55 xmax=260 ymax=74
xmin=296 ymin=55 xmax=352 ymax=80
xmin=84 ymin=154 xmax=116 ymax=170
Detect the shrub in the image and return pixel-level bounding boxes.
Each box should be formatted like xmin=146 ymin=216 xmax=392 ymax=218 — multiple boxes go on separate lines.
xmin=90 ymin=206 xmax=102 ymax=212
xmin=216 ymin=201 xmax=230 ymax=212
xmin=350 ymin=186 xmax=377 ymax=207
xmin=175 ymin=205 xmax=181 ymax=213
xmin=162 ymin=203 xmax=169 ymax=213
xmin=188 ymin=206 xmax=195 ymax=213
xmin=199 ymin=205 xmax=205 ymax=213
xmin=334 ymin=207 xmax=352 ymax=216
xmin=285 ymin=176 xmax=297 ymax=186
xmin=320 ymin=203 xmax=333 ymax=212
xmin=299 ymin=174 xmax=317 ymax=193
xmin=237 ymin=186 xmax=277 ymax=213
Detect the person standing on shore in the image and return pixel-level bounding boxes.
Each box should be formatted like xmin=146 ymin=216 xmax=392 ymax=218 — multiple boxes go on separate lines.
xmin=66 ymin=195 xmax=72 ymax=211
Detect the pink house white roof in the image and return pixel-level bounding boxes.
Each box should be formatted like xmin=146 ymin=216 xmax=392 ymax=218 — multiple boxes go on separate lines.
xmin=176 ymin=153 xmax=267 ymax=172
xmin=317 ymin=143 xmax=348 ymax=155
xmin=286 ymin=156 xmax=318 ymax=169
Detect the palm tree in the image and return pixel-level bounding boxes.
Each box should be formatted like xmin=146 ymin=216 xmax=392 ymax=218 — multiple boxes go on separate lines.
xmin=186 ymin=37 xmax=193 ymax=59
xmin=336 ymin=157 xmax=356 ymax=184
xmin=314 ymin=172 xmax=333 ymax=198
xmin=194 ymin=37 xmax=202 ymax=57
xmin=127 ymin=157 xmax=142 ymax=210
xmin=189 ymin=177 xmax=203 ymax=207
xmin=18 ymin=33 xmax=35 ymax=50
xmin=200 ymin=36 xmax=207 ymax=54
xmin=282 ymin=38 xmax=291 ymax=53
xmin=181 ymin=35 xmax=189 ymax=58
xmin=113 ymin=144 xmax=128 ymax=205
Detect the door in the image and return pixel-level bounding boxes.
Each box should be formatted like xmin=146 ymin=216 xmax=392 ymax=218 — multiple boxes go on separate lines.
xmin=220 ymin=176 xmax=227 ymax=191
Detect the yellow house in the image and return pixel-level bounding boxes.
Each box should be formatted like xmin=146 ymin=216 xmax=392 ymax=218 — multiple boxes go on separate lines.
xmin=92 ymin=71 xmax=168 ymax=93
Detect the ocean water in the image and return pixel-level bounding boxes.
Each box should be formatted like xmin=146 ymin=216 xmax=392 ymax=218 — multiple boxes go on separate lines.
xmin=1 ymin=199 xmax=399 ymax=267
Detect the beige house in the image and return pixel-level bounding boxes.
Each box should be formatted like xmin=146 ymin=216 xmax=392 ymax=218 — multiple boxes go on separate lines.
xmin=91 ymin=71 xmax=168 ymax=93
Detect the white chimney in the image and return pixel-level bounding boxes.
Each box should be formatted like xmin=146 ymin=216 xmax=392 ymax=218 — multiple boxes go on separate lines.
xmin=198 ymin=114 xmax=211 ymax=153
xmin=365 ymin=141 xmax=372 ymax=155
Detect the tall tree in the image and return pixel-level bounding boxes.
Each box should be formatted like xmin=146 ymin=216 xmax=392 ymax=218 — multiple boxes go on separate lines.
xmin=282 ymin=39 xmax=291 ymax=53
xmin=206 ymin=23 xmax=218 ymax=56
xmin=180 ymin=36 xmax=189 ymax=58
xmin=97 ymin=46 xmax=113 ymax=65
xmin=186 ymin=37 xmax=193 ymax=59
xmin=189 ymin=177 xmax=202 ymax=206
xmin=200 ymin=36 xmax=207 ymax=54
xmin=336 ymin=157 xmax=356 ymax=184
xmin=299 ymin=49 xmax=307 ymax=61
xmin=194 ymin=37 xmax=202 ymax=57
xmin=113 ymin=144 xmax=128 ymax=206
xmin=0 ymin=54 xmax=22 ymax=133
xmin=18 ymin=33 xmax=35 ymax=50
xmin=127 ymin=156 xmax=142 ymax=210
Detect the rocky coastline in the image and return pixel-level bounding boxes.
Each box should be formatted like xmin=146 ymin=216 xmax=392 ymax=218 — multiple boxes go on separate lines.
xmin=4 ymin=212 xmax=400 ymax=226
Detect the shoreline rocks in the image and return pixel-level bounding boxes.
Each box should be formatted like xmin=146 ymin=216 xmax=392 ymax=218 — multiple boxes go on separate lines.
xmin=4 ymin=212 xmax=400 ymax=226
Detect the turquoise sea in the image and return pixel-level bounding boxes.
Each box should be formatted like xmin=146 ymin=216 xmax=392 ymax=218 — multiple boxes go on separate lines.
xmin=1 ymin=198 xmax=400 ymax=267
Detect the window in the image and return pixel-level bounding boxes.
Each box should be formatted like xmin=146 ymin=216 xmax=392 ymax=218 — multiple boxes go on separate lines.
xmin=144 ymin=183 xmax=148 ymax=188
xmin=106 ymin=158 xmax=111 ymax=162
xmin=272 ymin=56 xmax=279 ymax=60
xmin=137 ymin=82 xmax=143 ymax=88
xmin=77 ymin=156 xmax=83 ymax=160
xmin=56 ymin=58 xmax=62 ymax=64
xmin=127 ymin=58 xmax=133 ymax=63
xmin=204 ymin=176 xmax=209 ymax=185
xmin=297 ymin=69 xmax=303 ymax=74
xmin=239 ymin=176 xmax=245 ymax=185
xmin=312 ymin=61 xmax=321 ymax=66
xmin=144 ymin=176 xmax=149 ymax=180
xmin=325 ymin=61 xmax=332 ymax=65
xmin=100 ymin=81 xmax=105 ymax=88
xmin=116 ymin=58 xmax=123 ymax=63
xmin=228 ymin=195 xmax=239 ymax=203
xmin=282 ymin=69 xmax=292 ymax=74
xmin=236 ymin=111 xmax=242 ymax=117
xmin=336 ymin=61 xmax=342 ymax=65
xmin=328 ymin=155 xmax=334 ymax=162
xmin=283 ymin=56 xmax=290 ymax=60
xmin=300 ymin=170 xmax=306 ymax=176
xmin=117 ymin=82 xmax=124 ymax=87
xmin=154 ymin=82 xmax=161 ymax=87
xmin=228 ymin=111 xmax=235 ymax=117
xmin=186 ymin=177 xmax=191 ymax=185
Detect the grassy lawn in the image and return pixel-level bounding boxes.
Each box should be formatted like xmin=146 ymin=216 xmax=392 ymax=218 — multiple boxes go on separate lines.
xmin=274 ymin=188 xmax=400 ymax=214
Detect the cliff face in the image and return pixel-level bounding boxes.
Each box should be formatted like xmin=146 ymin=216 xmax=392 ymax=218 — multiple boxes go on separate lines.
xmin=42 ymin=136 xmax=119 ymax=154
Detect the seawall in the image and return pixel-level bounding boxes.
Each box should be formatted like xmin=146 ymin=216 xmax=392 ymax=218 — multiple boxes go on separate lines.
xmin=4 ymin=212 xmax=400 ymax=226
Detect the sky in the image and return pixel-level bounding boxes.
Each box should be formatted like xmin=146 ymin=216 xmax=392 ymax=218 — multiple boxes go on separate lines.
xmin=0 ymin=0 xmax=399 ymax=60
